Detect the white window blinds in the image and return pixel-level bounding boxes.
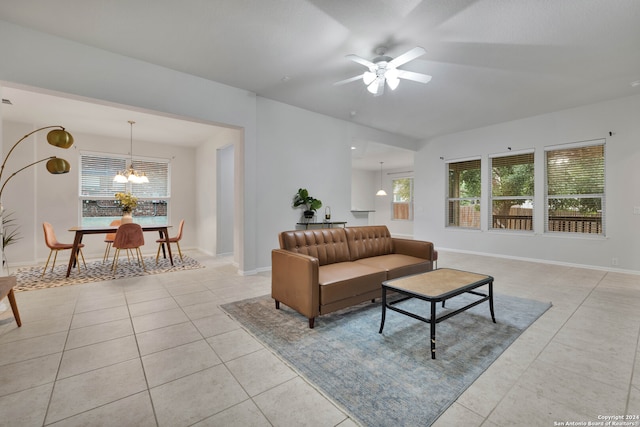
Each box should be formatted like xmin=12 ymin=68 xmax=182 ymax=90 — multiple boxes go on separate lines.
xmin=80 ymin=155 xmax=127 ymax=197
xmin=80 ymin=154 xmax=170 ymax=198
xmin=490 ymin=152 xmax=534 ymax=231
xmin=545 ymin=141 xmax=605 ymax=234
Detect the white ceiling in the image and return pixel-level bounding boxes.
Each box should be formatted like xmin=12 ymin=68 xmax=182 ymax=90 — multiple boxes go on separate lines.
xmin=1 ymin=86 xmax=228 ymax=147
xmin=1 ymin=0 xmax=640 ymax=169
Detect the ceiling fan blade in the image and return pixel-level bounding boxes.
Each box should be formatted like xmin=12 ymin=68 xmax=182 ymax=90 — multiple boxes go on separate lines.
xmin=396 ymin=70 xmax=432 ymax=84
xmin=388 ymin=47 xmax=426 ymax=69
xmin=346 ymin=54 xmax=376 ymax=70
xmin=334 ymin=74 xmax=366 ymax=86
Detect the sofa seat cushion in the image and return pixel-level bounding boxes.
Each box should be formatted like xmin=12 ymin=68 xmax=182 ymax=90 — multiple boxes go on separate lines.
xmin=354 ymin=254 xmax=432 ymax=280
xmin=318 ymin=262 xmax=387 ymax=305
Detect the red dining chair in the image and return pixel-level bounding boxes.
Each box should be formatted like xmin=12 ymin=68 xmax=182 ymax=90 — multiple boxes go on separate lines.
xmin=103 ymin=219 xmax=122 ymax=262
xmin=156 ymin=219 xmax=185 ymax=264
xmin=42 ymin=222 xmax=86 ymax=277
xmin=112 ymin=223 xmax=146 ymax=273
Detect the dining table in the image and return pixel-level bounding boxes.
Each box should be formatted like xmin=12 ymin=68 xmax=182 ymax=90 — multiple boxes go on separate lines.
xmin=66 ymin=224 xmax=173 ymax=277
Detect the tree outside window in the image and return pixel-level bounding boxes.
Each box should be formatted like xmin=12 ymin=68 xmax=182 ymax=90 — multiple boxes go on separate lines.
xmin=545 ymin=143 xmax=604 ymax=234
xmin=392 ymin=178 xmax=413 ymax=220
xmin=491 ymin=153 xmax=534 ymax=231
xmin=447 ymin=159 xmax=481 ymax=228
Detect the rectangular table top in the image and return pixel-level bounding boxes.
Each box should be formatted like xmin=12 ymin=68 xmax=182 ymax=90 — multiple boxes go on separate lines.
xmin=382 ymin=268 xmax=493 ymax=300
xmin=68 ymin=225 xmax=171 ymax=234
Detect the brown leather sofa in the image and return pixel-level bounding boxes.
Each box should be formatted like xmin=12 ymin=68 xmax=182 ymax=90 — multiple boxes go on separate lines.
xmin=271 ymin=225 xmax=435 ymax=328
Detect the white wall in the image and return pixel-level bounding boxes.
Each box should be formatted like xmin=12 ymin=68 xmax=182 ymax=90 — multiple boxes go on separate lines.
xmin=0 ymin=19 xmax=258 ymax=272
xmin=0 ymin=20 xmax=416 ymax=273
xmin=372 ymin=167 xmax=414 ymax=238
xmin=254 ymin=98 xmax=418 ymax=270
xmin=194 ymin=127 xmax=242 ymax=259
xmin=414 ymin=94 xmax=640 ymax=272
xmin=216 ymin=144 xmax=235 ymax=255
xmin=1 ymin=121 xmax=197 ymax=265
xmin=351 ymin=169 xmax=376 ymax=212
xmin=4 ymin=19 xmax=637 ymax=273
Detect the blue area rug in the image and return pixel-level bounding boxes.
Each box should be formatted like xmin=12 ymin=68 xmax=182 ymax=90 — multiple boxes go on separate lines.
xmin=222 ymin=292 xmax=551 ymax=426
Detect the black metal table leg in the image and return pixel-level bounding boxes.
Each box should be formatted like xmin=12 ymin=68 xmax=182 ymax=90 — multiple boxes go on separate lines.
xmin=379 ymin=287 xmax=387 ymax=333
xmin=430 ymin=300 xmax=437 ymax=359
xmin=489 ymin=281 xmax=496 ymax=323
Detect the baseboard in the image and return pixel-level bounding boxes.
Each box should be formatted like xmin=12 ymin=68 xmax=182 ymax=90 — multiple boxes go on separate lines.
xmin=438 ymin=247 xmax=640 ymax=276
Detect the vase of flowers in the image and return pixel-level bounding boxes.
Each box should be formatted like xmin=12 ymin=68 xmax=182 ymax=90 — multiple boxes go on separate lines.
xmin=115 ymin=192 xmax=138 ymax=224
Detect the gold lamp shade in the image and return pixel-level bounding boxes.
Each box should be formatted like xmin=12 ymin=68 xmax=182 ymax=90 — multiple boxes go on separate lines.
xmin=46 ymin=129 xmax=74 ymax=149
xmin=46 ymin=157 xmax=71 ymax=174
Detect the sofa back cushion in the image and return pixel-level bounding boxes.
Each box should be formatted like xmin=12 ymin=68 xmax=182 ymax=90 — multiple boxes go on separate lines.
xmin=279 ymin=228 xmax=351 ymax=266
xmin=344 ymin=225 xmax=393 ymax=261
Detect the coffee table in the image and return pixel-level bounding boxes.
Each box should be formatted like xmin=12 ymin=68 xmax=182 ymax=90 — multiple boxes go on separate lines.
xmin=379 ymin=268 xmax=495 ymax=359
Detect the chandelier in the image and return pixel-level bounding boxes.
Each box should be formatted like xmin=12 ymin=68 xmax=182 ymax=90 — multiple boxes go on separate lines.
xmin=113 ymin=120 xmax=149 ymax=184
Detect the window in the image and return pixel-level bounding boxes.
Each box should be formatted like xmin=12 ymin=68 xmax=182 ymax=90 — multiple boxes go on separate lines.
xmin=447 ymin=159 xmax=481 ymax=228
xmin=80 ymin=153 xmax=170 ymax=226
xmin=392 ymin=177 xmax=413 ymax=220
xmin=545 ymin=141 xmax=605 ymax=235
xmin=490 ymin=152 xmax=534 ymax=231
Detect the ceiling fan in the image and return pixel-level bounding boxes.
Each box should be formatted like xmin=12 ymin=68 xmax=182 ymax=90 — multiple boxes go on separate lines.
xmin=334 ymin=46 xmax=432 ymax=96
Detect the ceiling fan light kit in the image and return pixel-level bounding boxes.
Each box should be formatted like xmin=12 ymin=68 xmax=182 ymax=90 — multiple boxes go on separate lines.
xmin=335 ymin=46 xmax=432 ymax=96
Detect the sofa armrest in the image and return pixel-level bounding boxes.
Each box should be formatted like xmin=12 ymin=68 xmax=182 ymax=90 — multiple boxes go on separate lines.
xmin=271 ymin=249 xmax=320 ymax=319
xmin=392 ymin=238 xmax=434 ymax=261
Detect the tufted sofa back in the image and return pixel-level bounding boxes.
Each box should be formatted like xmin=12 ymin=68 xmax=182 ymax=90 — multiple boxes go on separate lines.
xmin=278 ymin=225 xmax=396 ymax=265
xmin=279 ymin=228 xmax=351 ymax=266
xmin=343 ymin=225 xmax=393 ymax=261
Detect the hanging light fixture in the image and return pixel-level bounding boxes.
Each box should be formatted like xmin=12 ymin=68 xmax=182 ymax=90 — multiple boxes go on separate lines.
xmin=376 ymin=161 xmax=387 ymax=196
xmin=114 ymin=121 xmax=149 ymax=184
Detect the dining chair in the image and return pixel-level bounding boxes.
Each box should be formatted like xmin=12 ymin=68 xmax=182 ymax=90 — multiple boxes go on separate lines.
xmin=112 ymin=223 xmax=146 ymax=273
xmin=42 ymin=222 xmax=86 ymax=277
xmin=156 ymin=219 xmax=185 ymax=264
xmin=0 ymin=276 xmax=21 ymax=327
xmin=103 ymin=219 xmax=122 ymax=262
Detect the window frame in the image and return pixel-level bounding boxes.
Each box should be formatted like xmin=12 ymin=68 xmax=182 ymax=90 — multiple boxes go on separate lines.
xmin=544 ymin=140 xmax=605 ymax=236
xmin=79 ymin=151 xmax=171 ymax=226
xmin=391 ymin=176 xmax=413 ymax=221
xmin=446 ymin=157 xmax=481 ymax=229
xmin=489 ymin=150 xmax=535 ymax=232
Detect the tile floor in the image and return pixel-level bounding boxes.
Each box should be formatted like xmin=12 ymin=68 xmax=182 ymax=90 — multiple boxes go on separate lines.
xmin=0 ymin=250 xmax=638 ymax=426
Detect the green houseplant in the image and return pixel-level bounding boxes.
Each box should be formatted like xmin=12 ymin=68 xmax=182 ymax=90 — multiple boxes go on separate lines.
xmin=292 ymin=188 xmax=322 ymax=219
xmin=2 ymin=211 xmax=21 ymax=249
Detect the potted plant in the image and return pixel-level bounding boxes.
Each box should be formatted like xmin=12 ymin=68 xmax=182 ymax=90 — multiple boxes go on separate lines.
xmin=2 ymin=211 xmax=21 ymax=249
xmin=292 ymin=188 xmax=322 ymax=219
xmin=115 ymin=192 xmax=138 ymax=223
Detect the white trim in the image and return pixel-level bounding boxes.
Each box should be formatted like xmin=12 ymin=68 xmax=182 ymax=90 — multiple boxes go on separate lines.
xmin=443 ymin=155 xmax=481 ymax=164
xmin=436 ymin=248 xmax=640 ymax=276
xmin=543 ymin=138 xmax=606 ymax=151
xmin=488 ymin=148 xmax=534 ymax=158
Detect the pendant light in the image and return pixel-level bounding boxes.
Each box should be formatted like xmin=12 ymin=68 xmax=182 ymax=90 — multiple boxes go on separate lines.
xmin=114 ymin=121 xmax=149 ymax=184
xmin=376 ymin=161 xmax=387 ymax=196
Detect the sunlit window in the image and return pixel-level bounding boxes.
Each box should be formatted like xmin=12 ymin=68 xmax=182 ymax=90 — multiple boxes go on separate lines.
xmin=392 ymin=177 xmax=413 ymax=220
xmin=79 ymin=153 xmax=170 ymax=226
xmin=447 ymin=159 xmax=481 ymax=228
xmin=545 ymin=142 xmax=605 ymax=235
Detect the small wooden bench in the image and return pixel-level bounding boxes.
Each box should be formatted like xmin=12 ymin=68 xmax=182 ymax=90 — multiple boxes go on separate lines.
xmin=0 ymin=276 xmax=22 ymax=327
